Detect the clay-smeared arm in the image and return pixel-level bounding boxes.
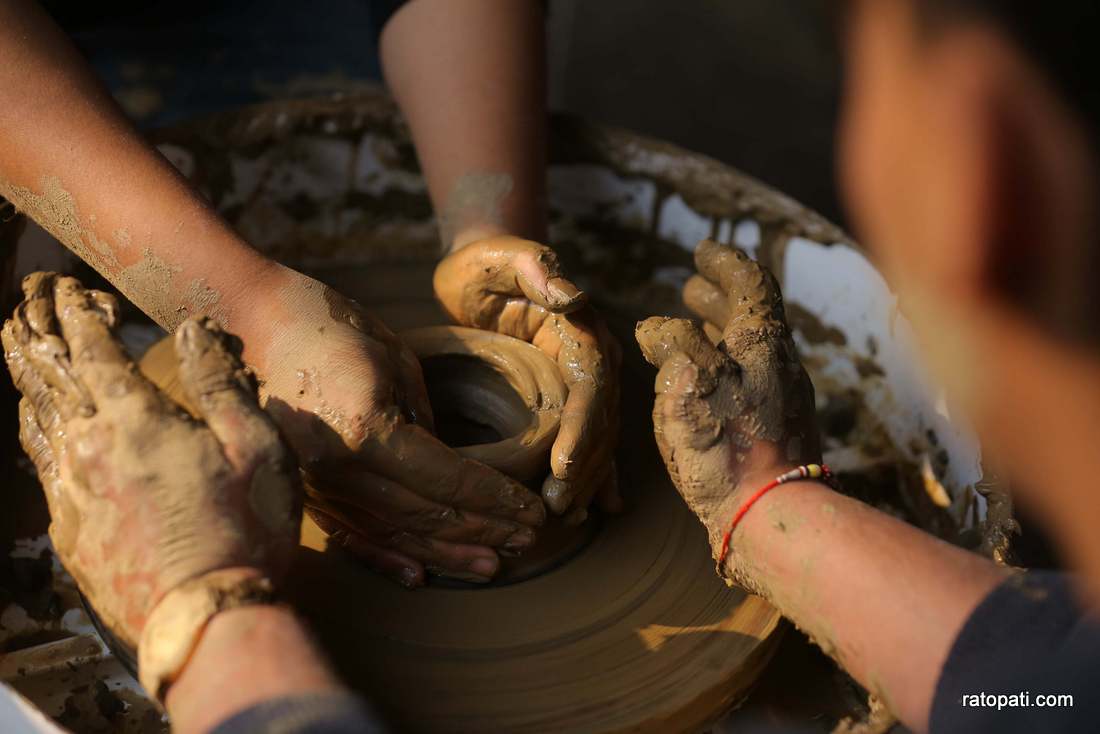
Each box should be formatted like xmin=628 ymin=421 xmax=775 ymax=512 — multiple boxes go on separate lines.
xmin=0 ymin=0 xmax=279 ymax=340
xmin=1 ymin=273 xmax=353 ymax=731
xmin=382 ymin=1 xmax=623 ymax=518
xmin=0 ymin=0 xmax=547 ymax=586
xmin=637 ymin=241 xmax=1008 ymax=733
xmin=380 ymin=0 xmax=548 ymax=250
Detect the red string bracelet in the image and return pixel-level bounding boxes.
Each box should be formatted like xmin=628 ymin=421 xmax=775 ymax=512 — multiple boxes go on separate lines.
xmin=716 ymin=464 xmax=834 ymax=567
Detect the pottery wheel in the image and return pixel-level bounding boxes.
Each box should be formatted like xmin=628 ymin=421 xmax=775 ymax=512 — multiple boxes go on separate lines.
xmin=137 ymin=266 xmax=783 ymax=733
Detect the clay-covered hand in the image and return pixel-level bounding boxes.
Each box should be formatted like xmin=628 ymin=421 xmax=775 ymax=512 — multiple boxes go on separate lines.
xmin=253 ymin=274 xmax=545 ymax=586
xmin=1 ymin=273 xmax=301 ymax=649
xmin=434 ymin=235 xmax=622 ymax=523
xmin=635 ymin=240 xmax=820 ymax=554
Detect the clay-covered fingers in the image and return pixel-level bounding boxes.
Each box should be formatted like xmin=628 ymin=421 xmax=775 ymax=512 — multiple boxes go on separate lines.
xmin=309 ymin=509 xmax=425 ymax=588
xmin=635 ymin=317 xmax=732 ymax=461
xmin=304 ymin=465 xmax=535 ymax=550
xmin=48 ymin=274 xmax=166 ymax=413
xmin=383 ymin=329 xmax=436 ymax=432
xmin=3 ymin=322 xmax=65 ymax=451
xmin=635 ymin=317 xmax=730 ymax=428
xmin=2 ymin=273 xmax=95 ymax=420
xmin=536 ymin=311 xmax=621 ymax=516
xmin=683 ymin=274 xmax=731 ymax=333
xmin=365 ymin=422 xmax=545 ymax=527
xmin=16 ymin=398 xmax=57 ymax=487
xmin=635 ymin=316 xmax=730 ymax=379
xmin=692 ymin=239 xmax=784 ymax=326
xmin=434 ymin=236 xmax=587 ymax=329
xmin=174 ymin=317 xmax=288 ymax=468
xmin=307 ymin=500 xmax=502 ymax=584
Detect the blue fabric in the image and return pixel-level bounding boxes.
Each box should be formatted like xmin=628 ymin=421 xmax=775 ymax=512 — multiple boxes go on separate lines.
xmin=210 ymin=692 xmax=388 ymax=734
xmin=42 ymin=0 xmax=408 ymax=128
xmin=931 ymin=571 xmax=1099 ymax=733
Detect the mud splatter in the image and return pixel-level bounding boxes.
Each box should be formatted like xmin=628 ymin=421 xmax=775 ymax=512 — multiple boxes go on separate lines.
xmin=0 ymin=177 xmax=120 ymax=276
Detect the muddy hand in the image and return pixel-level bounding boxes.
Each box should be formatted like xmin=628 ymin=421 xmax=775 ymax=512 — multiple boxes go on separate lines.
xmin=683 ymin=239 xmax=783 ymax=345
xmin=254 ymin=273 xmax=545 ymax=587
xmin=434 ymin=235 xmax=622 ymax=524
xmin=2 ymin=272 xmax=301 ymax=649
xmin=635 ymin=242 xmax=819 ymax=549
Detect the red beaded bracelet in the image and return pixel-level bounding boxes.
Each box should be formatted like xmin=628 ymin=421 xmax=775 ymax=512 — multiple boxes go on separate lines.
xmin=716 ymin=464 xmax=834 ymax=567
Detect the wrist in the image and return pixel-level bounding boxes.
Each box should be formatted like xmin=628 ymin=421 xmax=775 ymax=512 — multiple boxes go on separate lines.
xmin=139 ymin=566 xmax=276 ymax=702
xmin=449 ymin=223 xmax=515 ymax=253
xmin=704 ymin=464 xmax=831 ymax=590
xmin=207 ymin=257 xmax=288 ymax=350
xmin=165 ymin=603 xmax=342 ymax=734
xmin=225 ymin=264 xmax=325 ymax=370
xmin=700 ymin=463 xmax=798 ymax=546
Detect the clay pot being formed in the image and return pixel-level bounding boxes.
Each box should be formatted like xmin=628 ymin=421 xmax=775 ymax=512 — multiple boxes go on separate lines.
xmin=400 ymin=325 xmax=566 ymax=483
xmin=402 ymin=326 xmax=598 ymax=585
xmin=138 ymin=324 xmax=592 ymax=586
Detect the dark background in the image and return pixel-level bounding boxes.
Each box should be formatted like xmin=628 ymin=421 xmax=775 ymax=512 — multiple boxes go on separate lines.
xmin=548 ymin=0 xmax=846 ymax=226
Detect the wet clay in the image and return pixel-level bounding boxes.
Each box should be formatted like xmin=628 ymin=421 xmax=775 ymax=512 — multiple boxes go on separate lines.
xmin=139 ymin=260 xmax=781 ymax=731
xmin=2 ymin=274 xmax=300 ymax=659
xmin=636 ymin=241 xmax=818 ymax=578
xmin=291 ymin=262 xmax=781 ymax=732
xmin=398 ymin=326 xmax=566 ymax=481
xmin=399 ymin=326 xmax=599 ymax=585
xmin=433 ymin=236 xmax=620 ymax=520
xmin=141 ymin=324 xmax=593 ymax=585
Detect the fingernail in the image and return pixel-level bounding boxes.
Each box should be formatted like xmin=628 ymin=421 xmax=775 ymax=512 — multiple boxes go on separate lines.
xmin=504 ymin=527 xmax=535 ymax=551
xmin=470 ymin=556 xmax=499 ymax=578
xmin=399 ymin=567 xmax=420 ymax=589
xmin=546 ymin=278 xmax=585 ymax=310
xmin=542 ymin=477 xmax=572 ymax=515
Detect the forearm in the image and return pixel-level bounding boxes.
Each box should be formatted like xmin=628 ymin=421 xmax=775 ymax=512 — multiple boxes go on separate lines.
xmin=380 ymin=0 xmax=548 ymax=251
xmin=720 ymin=478 xmax=1009 ymax=732
xmin=0 ymin=0 xmax=278 ymax=342
xmin=165 ymin=605 xmax=344 ymax=734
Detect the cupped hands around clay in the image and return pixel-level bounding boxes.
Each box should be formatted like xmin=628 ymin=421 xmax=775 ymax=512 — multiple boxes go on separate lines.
xmin=250 ymin=269 xmax=545 ymax=586
xmin=434 ymin=235 xmax=623 ymax=524
xmin=636 ymin=240 xmax=820 ymax=551
xmin=1 ymin=272 xmax=302 ymax=648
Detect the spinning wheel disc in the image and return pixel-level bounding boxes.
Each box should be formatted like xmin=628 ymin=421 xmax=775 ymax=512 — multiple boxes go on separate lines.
xmin=137 ymin=268 xmax=783 ymax=733
xmin=286 ymin=422 xmax=781 ymax=733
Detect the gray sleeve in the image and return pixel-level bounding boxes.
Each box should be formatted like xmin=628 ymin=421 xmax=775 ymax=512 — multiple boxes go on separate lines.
xmin=931 ymin=571 xmax=1098 ymax=734
xmin=210 ymin=692 xmax=389 ymax=734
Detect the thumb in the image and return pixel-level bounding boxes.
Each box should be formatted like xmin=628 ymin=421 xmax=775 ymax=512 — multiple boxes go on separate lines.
xmin=509 ymin=242 xmax=586 ymax=313
xmin=435 ymin=237 xmax=586 ymax=322
xmin=635 ymin=317 xmax=731 ymax=377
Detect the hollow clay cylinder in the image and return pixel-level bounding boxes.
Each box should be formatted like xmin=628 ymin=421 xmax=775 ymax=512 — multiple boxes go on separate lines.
xmin=398 ymin=325 xmax=565 ymax=482
xmin=138 ymin=325 xmax=565 ymax=482
xmin=139 ymin=325 xmax=586 ymax=586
